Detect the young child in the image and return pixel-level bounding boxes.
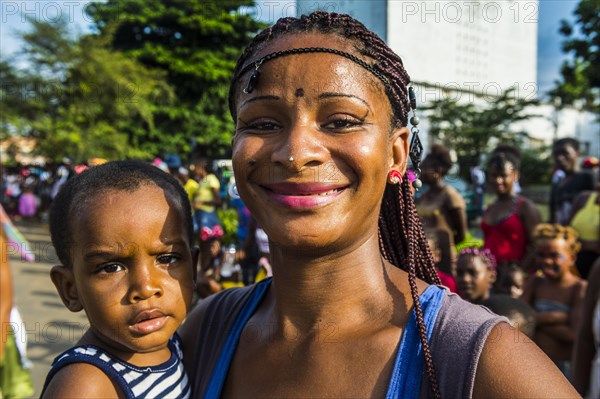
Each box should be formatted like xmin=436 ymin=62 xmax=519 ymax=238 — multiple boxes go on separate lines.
xmin=521 ymin=223 xmax=587 ymax=379
xmin=455 ymin=247 xmax=497 ymax=304
xmin=41 ymin=160 xmax=196 ymax=398
xmin=493 ymin=261 xmax=526 ymax=298
xmin=426 ymin=235 xmax=457 ymax=293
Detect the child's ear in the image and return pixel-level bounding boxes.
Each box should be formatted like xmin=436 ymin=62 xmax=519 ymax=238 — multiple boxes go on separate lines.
xmin=389 ymin=127 xmax=410 ymax=175
xmin=191 ymin=246 xmax=200 ymax=283
xmin=50 ymin=265 xmax=83 ymax=312
xmin=489 ymin=269 xmax=497 ymax=286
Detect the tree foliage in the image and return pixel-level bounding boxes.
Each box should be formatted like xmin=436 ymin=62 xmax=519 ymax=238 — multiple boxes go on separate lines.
xmin=1 ymin=1 xmax=264 ymax=163
xmin=424 ymin=89 xmax=539 ymax=179
xmin=86 ymin=0 xmax=265 ymax=158
xmin=550 ymin=0 xmax=600 ymax=112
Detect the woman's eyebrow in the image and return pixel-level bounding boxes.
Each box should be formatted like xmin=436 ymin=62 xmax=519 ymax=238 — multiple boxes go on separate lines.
xmin=318 ymin=92 xmax=372 ymax=111
xmin=240 ymin=95 xmax=280 ymax=107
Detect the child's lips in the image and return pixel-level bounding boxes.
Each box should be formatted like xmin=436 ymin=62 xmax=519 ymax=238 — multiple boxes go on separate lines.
xmin=129 ymin=309 xmax=167 ymax=334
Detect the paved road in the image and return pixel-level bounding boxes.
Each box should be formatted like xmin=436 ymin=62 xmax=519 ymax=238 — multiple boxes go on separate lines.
xmin=7 ymin=220 xmax=88 ymax=398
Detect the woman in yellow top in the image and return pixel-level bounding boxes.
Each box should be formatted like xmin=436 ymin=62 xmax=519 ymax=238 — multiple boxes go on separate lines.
xmin=569 ymin=185 xmax=600 ymax=279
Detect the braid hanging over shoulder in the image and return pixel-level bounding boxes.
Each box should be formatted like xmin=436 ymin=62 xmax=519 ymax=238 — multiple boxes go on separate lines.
xmin=228 ymin=11 xmax=442 ymax=398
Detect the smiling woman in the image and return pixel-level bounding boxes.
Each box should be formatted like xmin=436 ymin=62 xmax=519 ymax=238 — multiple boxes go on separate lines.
xmin=180 ymin=11 xmax=579 ymax=399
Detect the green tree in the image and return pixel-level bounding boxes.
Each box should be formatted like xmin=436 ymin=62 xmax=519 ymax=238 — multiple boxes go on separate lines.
xmin=550 ymin=0 xmax=600 ymax=112
xmin=1 ymin=20 xmax=173 ymax=162
xmin=424 ymin=89 xmax=538 ymax=179
xmin=86 ymin=0 xmax=266 ymax=158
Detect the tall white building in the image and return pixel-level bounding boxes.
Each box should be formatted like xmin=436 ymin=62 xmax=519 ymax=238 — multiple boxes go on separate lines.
xmin=296 ymin=0 xmax=538 ymax=101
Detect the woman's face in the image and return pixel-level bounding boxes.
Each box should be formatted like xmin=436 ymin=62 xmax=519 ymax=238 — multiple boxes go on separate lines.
xmin=231 ymin=33 xmax=408 ymax=253
xmin=487 ymin=161 xmax=518 ymax=196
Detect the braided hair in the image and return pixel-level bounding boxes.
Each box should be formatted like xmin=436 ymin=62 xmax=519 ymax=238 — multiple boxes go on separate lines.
xmin=228 ymin=11 xmax=441 ymax=398
xmin=533 ymin=224 xmax=581 ymax=256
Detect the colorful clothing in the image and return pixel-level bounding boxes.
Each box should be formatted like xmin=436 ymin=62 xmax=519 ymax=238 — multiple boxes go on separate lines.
xmin=550 ymin=171 xmax=595 ymax=225
xmin=416 ymin=185 xmax=466 ymax=275
xmin=41 ymin=334 xmax=190 ymax=399
xmin=193 ymin=174 xmax=220 ymax=213
xmin=481 ymin=197 xmax=527 ymax=263
xmin=188 ymin=279 xmax=506 ymax=398
xmin=570 ymin=193 xmax=599 ymax=242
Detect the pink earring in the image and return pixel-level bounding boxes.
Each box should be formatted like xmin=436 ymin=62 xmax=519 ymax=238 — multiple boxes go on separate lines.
xmin=388 ymin=170 xmax=403 ymax=184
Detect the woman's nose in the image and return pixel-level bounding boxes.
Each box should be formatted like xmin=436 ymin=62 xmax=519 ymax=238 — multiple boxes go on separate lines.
xmin=271 ymin=122 xmax=327 ymax=171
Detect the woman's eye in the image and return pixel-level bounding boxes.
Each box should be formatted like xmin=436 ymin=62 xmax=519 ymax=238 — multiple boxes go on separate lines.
xmin=323 ymin=117 xmax=362 ymax=131
xmin=97 ymin=263 xmax=125 ymax=274
xmin=238 ymin=119 xmax=281 ymax=133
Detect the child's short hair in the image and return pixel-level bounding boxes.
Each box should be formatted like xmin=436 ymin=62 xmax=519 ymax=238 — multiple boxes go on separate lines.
xmin=533 ymin=224 xmax=581 ymax=255
xmin=482 ymin=295 xmax=536 ymax=338
xmin=457 ymin=247 xmax=497 ymax=271
xmin=50 ymin=160 xmax=193 ymax=268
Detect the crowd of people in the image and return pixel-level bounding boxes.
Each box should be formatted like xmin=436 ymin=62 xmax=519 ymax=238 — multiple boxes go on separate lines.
xmin=1 ymin=10 xmax=599 ymax=399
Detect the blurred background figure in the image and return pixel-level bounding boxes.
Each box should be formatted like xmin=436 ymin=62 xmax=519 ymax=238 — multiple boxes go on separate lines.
xmin=493 ymin=261 xmax=526 ymax=298
xmin=426 ymin=235 xmax=458 ymax=293
xmin=573 ymin=258 xmax=600 ymax=398
xmin=521 ymin=224 xmax=587 ymax=380
xmin=455 ymin=247 xmax=497 ymax=304
xmin=1 ymin=205 xmax=34 ymax=398
xmin=481 ymin=145 xmax=541 ymax=271
xmin=550 ymin=138 xmax=596 ymax=225
xmin=415 ymin=143 xmax=467 ymax=276
xmin=482 ymin=294 xmax=536 ymax=339
xmin=192 ymin=158 xmax=222 ymax=268
xmin=568 ymin=184 xmax=600 ymax=279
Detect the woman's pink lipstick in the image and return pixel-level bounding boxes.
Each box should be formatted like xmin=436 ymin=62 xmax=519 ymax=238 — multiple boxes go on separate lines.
xmin=260 ymin=182 xmax=348 ymax=208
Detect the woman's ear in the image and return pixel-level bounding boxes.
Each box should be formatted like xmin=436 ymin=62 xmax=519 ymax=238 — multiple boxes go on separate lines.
xmin=50 ymin=265 xmax=83 ymax=312
xmin=389 ymin=127 xmax=410 ymax=174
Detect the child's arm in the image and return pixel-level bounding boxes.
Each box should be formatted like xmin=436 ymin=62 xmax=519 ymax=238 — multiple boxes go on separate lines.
xmin=537 ymin=281 xmax=588 ymax=343
xmin=42 ymin=363 xmax=124 ymax=398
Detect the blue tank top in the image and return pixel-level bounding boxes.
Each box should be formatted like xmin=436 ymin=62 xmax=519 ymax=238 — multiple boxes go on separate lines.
xmin=202 ymin=278 xmax=445 ymax=399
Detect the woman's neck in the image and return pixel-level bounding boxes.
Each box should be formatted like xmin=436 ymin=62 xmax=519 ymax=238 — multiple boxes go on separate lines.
xmin=266 ymin=235 xmax=407 ymax=333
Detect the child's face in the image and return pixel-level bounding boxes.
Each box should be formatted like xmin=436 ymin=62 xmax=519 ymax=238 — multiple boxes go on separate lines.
xmin=493 ymin=266 xmax=525 ymax=298
xmin=55 ymin=185 xmax=194 ymax=355
xmin=534 ymin=237 xmax=574 ymax=280
xmin=456 ymin=255 xmax=495 ymax=303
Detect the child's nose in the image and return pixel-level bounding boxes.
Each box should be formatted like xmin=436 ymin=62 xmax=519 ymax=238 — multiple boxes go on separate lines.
xmin=128 ymin=266 xmax=163 ymax=302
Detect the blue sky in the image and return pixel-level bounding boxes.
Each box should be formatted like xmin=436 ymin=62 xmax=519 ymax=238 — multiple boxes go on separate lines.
xmin=0 ymin=0 xmax=579 ymax=97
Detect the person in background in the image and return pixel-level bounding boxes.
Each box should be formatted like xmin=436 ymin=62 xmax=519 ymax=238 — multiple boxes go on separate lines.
xmin=481 ymin=145 xmax=541 ymax=271
xmin=192 ymin=158 xmax=222 ymax=267
xmin=521 ymin=223 xmax=587 ymax=379
xmin=177 ymin=167 xmax=199 ymax=207
xmin=493 ymin=261 xmax=526 ymax=298
xmin=568 ymin=184 xmax=600 ymax=279
xmin=572 ymin=257 xmax=600 ymax=398
xmin=416 ymin=143 xmax=467 ymax=276
xmin=482 ymin=294 xmax=536 ymax=339
xmin=455 ymin=247 xmax=497 ymax=304
xmin=426 ymin=235 xmax=457 ymax=293
xmin=550 ymin=138 xmax=595 ymax=225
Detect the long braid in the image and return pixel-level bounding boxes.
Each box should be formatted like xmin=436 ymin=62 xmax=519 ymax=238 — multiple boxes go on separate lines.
xmin=229 ymin=11 xmax=441 ymax=398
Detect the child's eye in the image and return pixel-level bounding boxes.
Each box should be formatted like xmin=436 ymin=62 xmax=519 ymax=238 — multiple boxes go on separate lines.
xmin=157 ymin=254 xmax=181 ymax=265
xmin=96 ymin=263 xmax=125 ymax=274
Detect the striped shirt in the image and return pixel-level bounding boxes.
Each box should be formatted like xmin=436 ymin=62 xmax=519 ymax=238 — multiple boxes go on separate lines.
xmin=42 ymin=334 xmax=190 ymax=398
